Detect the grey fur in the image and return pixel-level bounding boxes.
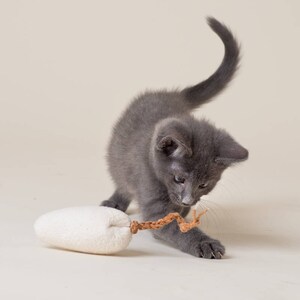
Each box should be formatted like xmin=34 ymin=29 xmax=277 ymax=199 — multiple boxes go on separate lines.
xmin=101 ymin=17 xmax=248 ymax=259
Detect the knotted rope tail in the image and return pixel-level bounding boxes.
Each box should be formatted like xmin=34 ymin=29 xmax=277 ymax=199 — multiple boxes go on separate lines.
xmin=130 ymin=209 xmax=208 ymax=234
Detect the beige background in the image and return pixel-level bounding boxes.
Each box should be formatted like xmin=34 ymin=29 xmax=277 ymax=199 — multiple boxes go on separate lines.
xmin=0 ymin=0 xmax=299 ymax=299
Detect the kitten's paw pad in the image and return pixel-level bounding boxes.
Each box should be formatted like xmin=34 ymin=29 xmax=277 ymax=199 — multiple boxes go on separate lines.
xmin=101 ymin=200 xmax=126 ymax=212
xmin=195 ymin=238 xmax=225 ymax=259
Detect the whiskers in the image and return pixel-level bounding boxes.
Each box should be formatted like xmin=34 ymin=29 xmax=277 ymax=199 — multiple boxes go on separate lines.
xmin=218 ymin=171 xmax=248 ymax=203
xmin=195 ymin=194 xmax=234 ymax=235
xmin=195 ymin=199 xmax=222 ymax=233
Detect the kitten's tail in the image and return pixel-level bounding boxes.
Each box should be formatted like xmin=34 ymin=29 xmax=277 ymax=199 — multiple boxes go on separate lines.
xmin=182 ymin=17 xmax=240 ymax=109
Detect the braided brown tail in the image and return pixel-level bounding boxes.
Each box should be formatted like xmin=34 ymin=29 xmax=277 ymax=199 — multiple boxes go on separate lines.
xmin=130 ymin=209 xmax=208 ymax=234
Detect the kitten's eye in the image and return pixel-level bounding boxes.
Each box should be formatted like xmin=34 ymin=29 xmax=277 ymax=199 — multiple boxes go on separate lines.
xmin=198 ymin=183 xmax=208 ymax=189
xmin=174 ymin=175 xmax=185 ymax=184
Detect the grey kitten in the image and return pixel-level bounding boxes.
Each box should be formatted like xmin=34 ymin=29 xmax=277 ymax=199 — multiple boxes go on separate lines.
xmin=101 ymin=17 xmax=248 ymax=259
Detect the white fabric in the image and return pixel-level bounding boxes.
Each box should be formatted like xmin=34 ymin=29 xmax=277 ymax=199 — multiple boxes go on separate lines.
xmin=34 ymin=206 xmax=132 ymax=254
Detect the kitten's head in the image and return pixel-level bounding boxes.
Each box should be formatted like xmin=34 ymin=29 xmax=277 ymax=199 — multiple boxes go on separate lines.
xmin=150 ymin=117 xmax=248 ymax=207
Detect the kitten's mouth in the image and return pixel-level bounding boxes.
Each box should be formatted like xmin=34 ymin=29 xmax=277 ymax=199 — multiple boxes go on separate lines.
xmin=180 ymin=200 xmax=198 ymax=207
xmin=181 ymin=202 xmax=192 ymax=207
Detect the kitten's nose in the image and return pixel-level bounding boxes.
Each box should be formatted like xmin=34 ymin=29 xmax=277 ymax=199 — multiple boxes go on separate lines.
xmin=182 ymin=196 xmax=194 ymax=206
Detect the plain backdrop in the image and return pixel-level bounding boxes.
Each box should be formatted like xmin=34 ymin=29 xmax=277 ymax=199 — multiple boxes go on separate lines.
xmin=0 ymin=1 xmax=299 ymax=299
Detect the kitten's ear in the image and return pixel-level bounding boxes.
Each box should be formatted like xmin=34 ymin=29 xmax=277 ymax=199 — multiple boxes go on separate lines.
xmin=156 ymin=135 xmax=192 ymax=158
xmin=215 ymin=132 xmax=248 ymax=165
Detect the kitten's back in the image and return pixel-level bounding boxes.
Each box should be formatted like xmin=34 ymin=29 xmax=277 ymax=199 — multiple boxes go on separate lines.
xmin=107 ymin=17 xmax=240 ymax=193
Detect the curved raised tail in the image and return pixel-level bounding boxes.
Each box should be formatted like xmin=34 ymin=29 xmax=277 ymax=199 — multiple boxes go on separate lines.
xmin=182 ymin=17 xmax=240 ymax=109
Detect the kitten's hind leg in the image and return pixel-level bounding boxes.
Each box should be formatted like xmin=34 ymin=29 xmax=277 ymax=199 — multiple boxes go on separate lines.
xmin=101 ymin=191 xmax=131 ymax=212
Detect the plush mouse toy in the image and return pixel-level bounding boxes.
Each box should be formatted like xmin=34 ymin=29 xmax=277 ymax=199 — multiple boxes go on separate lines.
xmin=34 ymin=206 xmax=207 ymax=255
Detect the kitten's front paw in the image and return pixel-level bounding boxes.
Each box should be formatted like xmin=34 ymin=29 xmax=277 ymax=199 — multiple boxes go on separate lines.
xmin=193 ymin=238 xmax=225 ymax=259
